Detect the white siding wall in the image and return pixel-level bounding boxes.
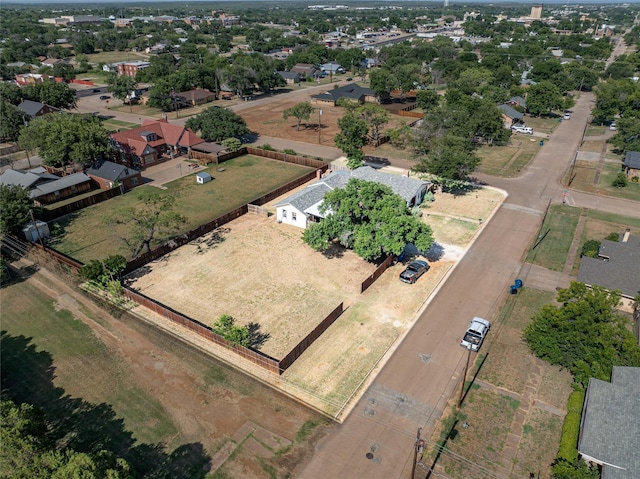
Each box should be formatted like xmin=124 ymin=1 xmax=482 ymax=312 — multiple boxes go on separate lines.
xmin=276 ymin=205 xmax=308 ymax=228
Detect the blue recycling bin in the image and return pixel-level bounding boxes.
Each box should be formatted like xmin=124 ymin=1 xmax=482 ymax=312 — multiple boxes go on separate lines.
xmin=539 ymin=140 xmax=544 ymax=146
xmin=515 ymin=279 xmax=523 ymax=289
xmin=510 ymin=285 xmax=518 ymax=295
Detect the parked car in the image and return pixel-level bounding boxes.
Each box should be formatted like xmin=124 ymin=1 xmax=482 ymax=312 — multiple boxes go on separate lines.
xmin=512 ymin=125 xmax=533 ymax=135
xmin=346 ymin=77 xmax=353 ymax=81
xmin=563 ymin=113 xmax=571 ymax=120
xmin=460 ymin=317 xmax=491 ymax=351
xmin=399 ymin=260 xmax=430 ymax=284
xmin=609 ymin=122 xmax=617 ymax=131
xmin=100 ymin=95 xmax=110 ymax=100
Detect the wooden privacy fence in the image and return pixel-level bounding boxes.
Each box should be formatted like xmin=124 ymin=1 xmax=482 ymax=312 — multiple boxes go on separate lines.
xmin=360 ymin=255 xmax=395 ymax=293
xmin=39 ymin=187 xmax=123 ymax=221
xmin=398 ymin=109 xmax=424 ymax=119
xmin=31 ymin=243 xmax=84 ymax=271
xmin=122 ymin=287 xmax=281 ymax=374
xmin=248 ymin=204 xmax=269 ymax=217
xmin=279 ymin=303 xmax=345 ymax=371
xmin=245 ymin=147 xmax=327 ymax=169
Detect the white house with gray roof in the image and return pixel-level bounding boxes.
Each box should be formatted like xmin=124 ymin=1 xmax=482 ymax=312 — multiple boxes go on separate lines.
xmin=274 ymin=167 xmax=430 ymax=228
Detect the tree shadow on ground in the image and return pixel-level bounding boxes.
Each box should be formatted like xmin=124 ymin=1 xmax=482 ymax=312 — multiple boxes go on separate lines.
xmin=246 ymin=322 xmax=270 ymax=350
xmin=0 ymin=331 xmax=211 ymax=478
xmin=189 ymin=227 xmax=230 ymax=255
xmin=321 ymin=243 xmax=345 ymax=259
xmin=445 ymin=183 xmax=483 ymax=197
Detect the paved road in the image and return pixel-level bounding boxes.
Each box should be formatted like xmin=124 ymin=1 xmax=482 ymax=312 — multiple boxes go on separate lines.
xmin=296 ymin=93 xmax=640 ymax=478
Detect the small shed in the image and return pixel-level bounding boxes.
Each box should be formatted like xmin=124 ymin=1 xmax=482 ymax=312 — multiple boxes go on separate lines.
xmin=22 ymin=220 xmax=50 ymax=242
xmin=196 ymin=172 xmax=212 ymax=184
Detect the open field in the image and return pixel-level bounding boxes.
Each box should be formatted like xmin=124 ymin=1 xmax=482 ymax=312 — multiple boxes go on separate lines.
xmin=53 ymin=156 xmax=312 ymax=262
xmin=585 ymin=124 xmax=607 ymax=136
xmin=86 ymin=51 xmax=150 ymax=64
xmin=1 ymin=261 xmax=326 ymax=478
xmin=127 ymin=215 xmax=378 ymax=359
xmin=526 ymin=205 xmax=581 ymax=271
xmin=126 ymin=185 xmax=505 ymax=416
xmin=477 ymin=137 xmax=541 ymax=177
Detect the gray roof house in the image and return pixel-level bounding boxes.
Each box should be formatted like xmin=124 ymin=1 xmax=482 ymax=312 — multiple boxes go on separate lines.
xmin=18 ymin=100 xmax=60 ymax=118
xmin=498 ymin=104 xmax=524 ymax=122
xmin=622 ymin=151 xmax=640 ymax=177
xmin=277 ymin=71 xmax=302 ymax=84
xmin=274 ymin=167 xmax=430 ymax=228
xmin=320 ymin=62 xmax=345 ymax=74
xmin=313 ymin=84 xmax=376 ymax=105
xmin=0 ymin=167 xmax=92 ymax=204
xmin=578 ymin=367 xmax=640 ymax=479
xmin=577 ymin=232 xmax=640 ymax=299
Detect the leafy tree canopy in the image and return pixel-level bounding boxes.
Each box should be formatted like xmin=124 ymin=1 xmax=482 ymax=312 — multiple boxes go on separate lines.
xmin=19 ymin=113 xmax=111 ymax=168
xmin=211 ymin=314 xmax=249 ymax=347
xmin=283 ymin=102 xmax=314 ymax=131
xmin=412 ymin=135 xmax=480 ymax=181
xmin=22 ymin=81 xmax=76 ymax=109
xmin=0 ymin=100 xmax=27 ymax=142
xmin=0 ymin=184 xmax=33 ymax=235
xmin=526 ymin=80 xmax=564 ymax=116
xmin=185 ymin=107 xmax=249 ymax=142
xmin=524 ymin=282 xmax=640 ymax=387
xmin=302 ymin=178 xmax=434 ymax=261
xmin=334 ymin=112 xmax=369 ymax=169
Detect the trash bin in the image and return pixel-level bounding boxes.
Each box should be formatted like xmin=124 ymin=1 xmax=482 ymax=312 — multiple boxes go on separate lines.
xmin=515 ymin=279 xmax=523 ymax=289
xmin=510 ymin=285 xmax=518 ymax=295
xmin=539 ymin=140 xmax=544 ymax=146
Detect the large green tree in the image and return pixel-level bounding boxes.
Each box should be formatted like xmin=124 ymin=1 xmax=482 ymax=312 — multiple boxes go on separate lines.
xmin=525 ymin=282 xmax=640 ymax=387
xmin=19 ymin=113 xmax=111 ymax=168
xmin=22 ymin=81 xmax=76 ymax=109
xmin=0 ymin=185 xmax=33 ymax=235
xmin=283 ymin=102 xmax=314 ymax=131
xmin=526 ymin=80 xmax=564 ymax=116
xmin=107 ymin=190 xmax=187 ymax=258
xmin=0 ymin=100 xmax=27 ymax=142
xmin=107 ymin=75 xmax=138 ymax=111
xmin=334 ymin=112 xmax=369 ymax=169
xmin=302 ymin=178 xmax=434 ymax=261
xmin=357 ymin=103 xmax=390 ymax=144
xmin=185 ymin=107 xmax=249 ymax=142
xmin=413 ymin=135 xmax=480 ymax=181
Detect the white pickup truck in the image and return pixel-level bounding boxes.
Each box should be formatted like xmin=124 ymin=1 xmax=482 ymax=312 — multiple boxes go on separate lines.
xmin=511 ymin=125 xmax=533 ymax=135
xmin=460 ymin=317 xmax=491 ymax=351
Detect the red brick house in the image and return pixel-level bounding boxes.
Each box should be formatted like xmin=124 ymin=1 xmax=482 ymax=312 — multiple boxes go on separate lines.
xmin=86 ymin=160 xmax=143 ymax=191
xmin=117 ymin=61 xmax=151 ymax=77
xmin=110 ymin=119 xmax=204 ymax=169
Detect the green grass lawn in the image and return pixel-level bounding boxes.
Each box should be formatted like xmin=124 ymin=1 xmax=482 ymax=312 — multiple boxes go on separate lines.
xmin=101 ymin=119 xmax=141 ymax=132
xmin=86 ymin=51 xmax=150 ymax=64
xmin=585 ymin=125 xmax=607 ymax=136
xmin=477 ymin=137 xmax=541 ymax=177
xmin=53 ymin=155 xmax=312 ymax=262
xmin=567 ymin=159 xmax=640 ymax=201
xmin=526 ymin=205 xmax=581 ymax=271
xmin=524 ymin=116 xmax=559 ymax=135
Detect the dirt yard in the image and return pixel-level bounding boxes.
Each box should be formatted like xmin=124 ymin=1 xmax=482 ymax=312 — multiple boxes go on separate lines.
xmin=240 ymin=89 xmax=413 ymax=148
xmin=126 ymin=214 xmax=377 ymax=359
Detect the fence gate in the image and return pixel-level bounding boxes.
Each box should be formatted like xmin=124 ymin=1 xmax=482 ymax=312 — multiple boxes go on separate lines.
xmin=247 ymin=204 xmax=269 ymax=217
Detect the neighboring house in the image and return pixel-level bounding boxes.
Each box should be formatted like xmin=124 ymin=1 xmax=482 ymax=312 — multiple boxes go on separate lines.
xmin=506 ymin=96 xmax=527 ymax=110
xmin=577 ymin=232 xmax=640 ymax=300
xmin=40 ymin=58 xmax=65 ymax=68
xmin=320 ymin=62 xmax=345 ymax=74
xmin=275 ymin=167 xmax=430 ymax=228
xmin=86 ymin=160 xmax=142 ymax=191
xmin=360 ymin=58 xmax=381 ymax=69
xmin=0 ymin=168 xmax=92 ymax=205
xmin=110 ymin=119 xmax=204 ymax=169
xmin=277 ymin=71 xmax=302 ymax=84
xmin=578 ymin=366 xmax=639 ymax=479
xmin=6 ymin=62 xmax=39 ymax=72
xmin=498 ymin=104 xmax=524 ymax=126
xmin=14 ymin=73 xmax=57 ymax=86
xmin=290 ymin=63 xmax=320 ymax=79
xmin=117 ymin=61 xmax=151 ymax=77
xmin=145 ymin=43 xmax=168 ymax=54
xmin=312 ymin=84 xmax=377 ymax=106
xmin=622 ymin=151 xmax=640 ymax=178
xmin=18 ymin=99 xmax=60 ymax=118
xmin=175 ymin=88 xmax=216 ymax=106
xmin=190 ymin=141 xmax=229 ymax=161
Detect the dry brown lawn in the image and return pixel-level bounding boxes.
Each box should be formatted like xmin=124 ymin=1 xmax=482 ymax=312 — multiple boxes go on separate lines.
xmin=127 ymin=215 xmax=376 ymax=359
xmin=580 ymin=140 xmax=604 ymax=153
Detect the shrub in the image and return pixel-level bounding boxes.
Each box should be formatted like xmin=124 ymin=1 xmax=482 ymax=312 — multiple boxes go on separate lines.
xmin=283 ymin=149 xmax=297 ymax=155
xmin=605 ymin=232 xmax=620 ymax=241
xmin=580 ymin=239 xmax=600 ymax=258
xmin=612 ymin=172 xmax=628 ymax=187
xmin=631 ymin=175 xmax=639 ymax=183
xmin=260 ymin=143 xmax=274 ymax=151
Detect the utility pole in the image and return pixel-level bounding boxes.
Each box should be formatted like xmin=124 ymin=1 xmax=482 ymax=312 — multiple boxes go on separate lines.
xmin=318 ymin=108 xmax=322 ymax=144
xmin=411 ymin=427 xmax=424 ymax=478
xmin=29 ymin=209 xmax=45 ymax=249
xmin=458 ymin=345 xmax=472 ymax=408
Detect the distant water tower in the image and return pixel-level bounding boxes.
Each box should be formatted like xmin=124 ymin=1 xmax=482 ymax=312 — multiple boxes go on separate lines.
xmin=530 ymin=4 xmax=543 ymax=19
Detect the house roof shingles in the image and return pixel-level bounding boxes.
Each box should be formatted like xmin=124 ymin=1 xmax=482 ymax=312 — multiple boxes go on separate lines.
xmin=111 ymin=119 xmax=203 ymax=157
xmin=498 ymin=104 xmax=524 ymax=120
xmin=30 ymin=172 xmax=90 ymax=198
xmin=0 ymin=168 xmax=58 ymax=189
xmin=623 ymin=151 xmax=640 ymax=170
xmin=313 ymin=84 xmax=375 ymax=103
xmin=578 ymin=367 xmax=640 ymax=479
xmin=87 ymin=160 xmax=138 ymax=182
xmin=577 ymin=235 xmax=640 ymax=298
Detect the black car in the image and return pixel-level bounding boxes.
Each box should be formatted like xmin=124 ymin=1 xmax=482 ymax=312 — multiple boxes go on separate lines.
xmin=100 ymin=95 xmax=110 ymax=100
xmin=399 ymin=260 xmax=429 ymax=284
